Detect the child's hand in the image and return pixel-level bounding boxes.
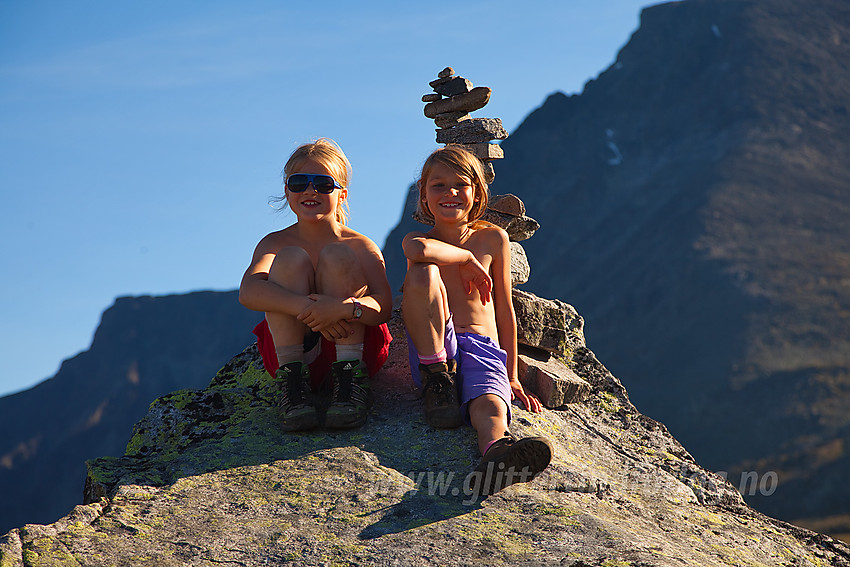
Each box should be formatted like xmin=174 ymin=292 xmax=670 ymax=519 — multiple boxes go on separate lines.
xmin=459 ymin=257 xmax=492 ymax=305
xmin=297 ymin=295 xmax=354 ymax=340
xmin=318 ymin=323 xmax=354 ymax=342
xmin=509 ymin=378 xmax=543 ymax=413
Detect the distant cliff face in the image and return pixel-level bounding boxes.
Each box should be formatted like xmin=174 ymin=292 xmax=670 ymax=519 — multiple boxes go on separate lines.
xmin=0 ymin=291 xmax=261 ymax=534
xmin=384 ymin=0 xmax=850 ymax=534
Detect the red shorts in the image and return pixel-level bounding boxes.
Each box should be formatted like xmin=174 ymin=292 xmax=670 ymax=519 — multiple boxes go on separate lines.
xmin=253 ymin=319 xmax=392 ymax=389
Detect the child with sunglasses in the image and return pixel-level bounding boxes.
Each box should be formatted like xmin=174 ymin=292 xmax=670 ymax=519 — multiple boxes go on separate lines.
xmin=240 ymin=138 xmax=393 ymax=431
xmin=402 ymin=146 xmax=552 ymax=496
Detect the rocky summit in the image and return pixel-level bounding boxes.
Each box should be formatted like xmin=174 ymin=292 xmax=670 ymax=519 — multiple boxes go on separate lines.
xmin=2 ymin=298 xmax=849 ymax=566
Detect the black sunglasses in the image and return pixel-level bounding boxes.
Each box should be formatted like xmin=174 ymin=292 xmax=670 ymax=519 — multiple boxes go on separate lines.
xmin=286 ymin=173 xmax=342 ymax=194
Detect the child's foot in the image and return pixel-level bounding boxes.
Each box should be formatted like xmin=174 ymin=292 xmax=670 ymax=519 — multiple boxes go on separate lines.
xmin=419 ymin=360 xmax=463 ymax=429
xmin=276 ymin=362 xmax=320 ymax=431
xmin=325 ymin=360 xmax=370 ymax=429
xmin=467 ymin=433 xmax=553 ymax=497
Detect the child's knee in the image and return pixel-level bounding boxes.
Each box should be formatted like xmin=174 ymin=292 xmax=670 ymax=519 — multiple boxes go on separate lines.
xmin=403 ymin=262 xmax=441 ymax=294
xmin=469 ymin=394 xmax=508 ymax=418
xmin=317 ymin=243 xmax=360 ymax=278
xmin=270 ymin=247 xmax=313 ymax=283
xmin=316 ymin=243 xmax=366 ymax=294
xmin=318 ymin=242 xmax=357 ymax=265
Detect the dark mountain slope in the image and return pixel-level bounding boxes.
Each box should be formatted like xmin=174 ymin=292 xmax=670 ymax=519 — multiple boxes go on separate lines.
xmin=384 ymin=0 xmax=850 ymax=531
xmin=0 ymin=291 xmax=261 ymax=534
xmin=493 ymin=0 xmax=850 ymax=526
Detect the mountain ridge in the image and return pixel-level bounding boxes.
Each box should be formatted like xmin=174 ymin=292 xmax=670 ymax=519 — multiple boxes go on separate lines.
xmin=0 ymin=291 xmax=261 ymax=534
xmin=502 ymin=0 xmax=850 ymax=530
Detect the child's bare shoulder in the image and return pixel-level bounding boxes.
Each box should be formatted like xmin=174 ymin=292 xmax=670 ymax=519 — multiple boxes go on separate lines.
xmin=402 ymin=229 xmax=430 ymax=241
xmin=469 ymin=223 xmax=509 ymax=249
xmin=342 ymin=226 xmax=383 ymax=255
xmin=255 ymin=226 xmax=298 ymax=253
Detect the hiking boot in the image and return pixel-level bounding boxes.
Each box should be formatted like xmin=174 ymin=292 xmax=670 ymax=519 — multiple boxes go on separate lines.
xmin=465 ymin=433 xmax=553 ymax=497
xmin=276 ymin=361 xmax=319 ymax=432
xmin=325 ymin=359 xmax=370 ymax=429
xmin=419 ymin=360 xmax=462 ymax=429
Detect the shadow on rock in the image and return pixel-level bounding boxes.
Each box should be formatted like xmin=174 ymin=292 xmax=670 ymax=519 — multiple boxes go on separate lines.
xmin=359 ymin=487 xmax=484 ymax=539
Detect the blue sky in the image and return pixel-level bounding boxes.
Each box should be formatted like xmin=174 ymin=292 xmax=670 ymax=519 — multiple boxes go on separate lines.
xmin=0 ymin=0 xmax=653 ymax=397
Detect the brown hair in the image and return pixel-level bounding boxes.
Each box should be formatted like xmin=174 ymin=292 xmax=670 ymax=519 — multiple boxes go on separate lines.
xmin=416 ymin=146 xmax=489 ymax=225
xmin=279 ymin=138 xmax=352 ymax=224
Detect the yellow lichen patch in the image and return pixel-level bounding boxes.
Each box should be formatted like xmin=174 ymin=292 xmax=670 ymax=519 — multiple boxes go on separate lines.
xmin=693 ymin=509 xmax=726 ymax=526
xmin=64 ymin=521 xmax=105 ymax=540
xmin=707 ymin=542 xmax=775 ymax=567
xmin=598 ymin=392 xmax=621 ymax=414
xmin=536 ymin=505 xmax=581 ymax=526
xmin=456 ymin=508 xmax=536 ymax=558
xmin=21 ymin=537 xmax=79 ymax=567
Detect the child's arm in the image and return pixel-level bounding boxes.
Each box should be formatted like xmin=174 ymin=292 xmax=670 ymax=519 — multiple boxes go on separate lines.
xmin=490 ymin=228 xmax=543 ymax=413
xmin=356 ymin=241 xmax=394 ymax=325
xmin=403 ymin=231 xmax=491 ymax=304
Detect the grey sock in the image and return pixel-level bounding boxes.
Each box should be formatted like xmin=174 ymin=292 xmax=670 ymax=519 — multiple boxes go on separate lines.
xmin=276 ymin=344 xmax=305 ymax=366
xmin=335 ymin=343 xmax=364 ymax=362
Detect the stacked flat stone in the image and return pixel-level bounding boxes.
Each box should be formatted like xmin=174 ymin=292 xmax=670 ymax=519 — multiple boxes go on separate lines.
xmin=422 ymin=67 xmax=507 ymax=184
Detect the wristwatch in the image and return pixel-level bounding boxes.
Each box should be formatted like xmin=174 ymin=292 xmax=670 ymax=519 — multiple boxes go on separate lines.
xmin=351 ymin=298 xmax=363 ymax=320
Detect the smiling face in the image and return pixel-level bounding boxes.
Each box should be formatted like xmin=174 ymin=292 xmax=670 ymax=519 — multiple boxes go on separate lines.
xmin=281 ymin=138 xmax=352 ymax=225
xmin=416 ymin=146 xmax=489 ymax=227
xmin=422 ymin=161 xmax=477 ymax=225
xmin=285 ymin=158 xmax=348 ymax=224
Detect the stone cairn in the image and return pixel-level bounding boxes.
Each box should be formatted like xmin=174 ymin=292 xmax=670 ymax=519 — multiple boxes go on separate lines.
xmin=422 ymin=66 xmax=506 ymax=183
xmin=419 ymin=67 xmax=590 ymax=408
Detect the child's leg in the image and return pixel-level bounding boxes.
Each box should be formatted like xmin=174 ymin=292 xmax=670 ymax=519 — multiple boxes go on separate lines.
xmin=402 ymin=262 xmax=450 ymax=357
xmin=316 ymin=243 xmax=370 ymax=429
xmin=467 ymin=392 xmax=552 ymax=496
xmin=403 ymin=262 xmax=462 ymax=428
xmin=468 ymin=394 xmax=510 ymax=455
xmin=266 ymin=246 xmax=319 ymax=431
xmin=267 ymin=246 xmax=315 ymax=364
xmin=457 ymin=334 xmax=552 ymax=496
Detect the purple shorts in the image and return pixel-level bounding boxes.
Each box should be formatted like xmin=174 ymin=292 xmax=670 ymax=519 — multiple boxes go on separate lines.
xmin=407 ymin=316 xmax=512 ymax=425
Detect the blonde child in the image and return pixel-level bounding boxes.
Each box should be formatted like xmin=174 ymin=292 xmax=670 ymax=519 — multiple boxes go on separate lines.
xmin=402 ymin=146 xmax=552 ymax=496
xmin=240 ymin=138 xmax=393 ymax=431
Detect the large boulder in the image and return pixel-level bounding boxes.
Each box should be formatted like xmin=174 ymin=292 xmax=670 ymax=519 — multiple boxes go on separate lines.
xmin=513 ymin=288 xmax=585 ymax=357
xmin=517 ymin=350 xmax=591 ymax=408
xmin=3 ymin=304 xmax=848 ymax=566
